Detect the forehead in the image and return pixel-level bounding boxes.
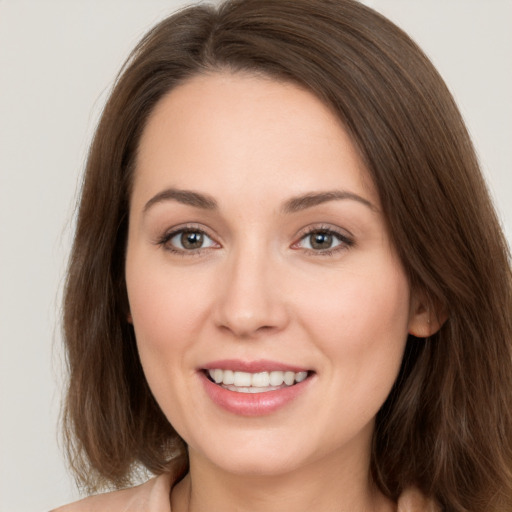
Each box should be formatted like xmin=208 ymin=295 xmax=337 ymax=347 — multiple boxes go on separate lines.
xmin=132 ymin=71 xmax=377 ymax=209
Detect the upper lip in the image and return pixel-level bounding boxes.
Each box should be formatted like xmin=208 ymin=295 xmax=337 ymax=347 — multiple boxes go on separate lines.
xmin=201 ymin=359 xmax=311 ymax=373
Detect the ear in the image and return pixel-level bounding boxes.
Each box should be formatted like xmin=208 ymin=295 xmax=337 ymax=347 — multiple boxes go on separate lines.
xmin=127 ymin=312 xmax=133 ymax=324
xmin=408 ymin=291 xmax=447 ymax=338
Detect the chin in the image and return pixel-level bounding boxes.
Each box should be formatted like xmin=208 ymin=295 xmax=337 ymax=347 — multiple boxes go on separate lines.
xmin=187 ymin=429 xmax=325 ymax=478
xmin=210 ymin=451 xmax=305 ymax=477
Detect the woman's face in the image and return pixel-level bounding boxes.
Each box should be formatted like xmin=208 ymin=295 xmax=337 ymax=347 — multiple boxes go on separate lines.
xmin=125 ymin=72 xmax=426 ymax=477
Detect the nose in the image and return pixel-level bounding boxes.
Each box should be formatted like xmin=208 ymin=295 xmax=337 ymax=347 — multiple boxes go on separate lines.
xmin=213 ymin=245 xmax=289 ymax=339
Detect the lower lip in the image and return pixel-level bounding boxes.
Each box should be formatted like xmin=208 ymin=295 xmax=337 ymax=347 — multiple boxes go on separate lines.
xmin=199 ymin=372 xmax=312 ymax=416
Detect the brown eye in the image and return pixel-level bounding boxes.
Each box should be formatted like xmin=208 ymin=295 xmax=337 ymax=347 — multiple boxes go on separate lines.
xmin=165 ymin=229 xmax=217 ymax=252
xmin=294 ymin=228 xmax=352 ymax=254
xmin=309 ymin=232 xmax=333 ymax=250
xmin=181 ymin=231 xmax=204 ymax=249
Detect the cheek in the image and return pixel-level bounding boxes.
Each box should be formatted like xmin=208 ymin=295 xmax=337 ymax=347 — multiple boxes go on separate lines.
xmin=125 ymin=252 xmax=213 ymax=385
xmin=296 ymin=265 xmax=410 ymax=435
xmin=296 ymin=262 xmax=410 ymax=394
xmin=125 ymin=257 xmax=214 ymax=430
xmin=299 ymin=263 xmax=410 ymax=339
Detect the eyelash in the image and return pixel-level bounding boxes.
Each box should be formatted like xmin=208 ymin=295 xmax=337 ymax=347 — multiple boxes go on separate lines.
xmin=155 ymin=224 xmax=354 ymax=257
xmin=155 ymin=224 xmax=218 ymax=257
xmin=292 ymin=225 xmax=354 ymax=256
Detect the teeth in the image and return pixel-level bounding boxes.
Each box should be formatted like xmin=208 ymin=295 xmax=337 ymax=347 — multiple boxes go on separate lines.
xmin=284 ymin=371 xmax=295 ymax=386
xmin=252 ymin=372 xmax=269 ymax=387
xmin=295 ymin=371 xmax=307 ymax=382
xmin=234 ymin=371 xmax=252 ymax=387
xmin=222 ymin=369 xmax=234 ymax=385
xmin=207 ymin=369 xmax=309 ymax=388
xmin=269 ymin=371 xmax=284 ymax=386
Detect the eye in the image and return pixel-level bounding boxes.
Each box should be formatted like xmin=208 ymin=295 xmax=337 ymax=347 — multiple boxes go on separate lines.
xmin=159 ymin=228 xmax=218 ymax=253
xmin=293 ymin=228 xmax=353 ymax=254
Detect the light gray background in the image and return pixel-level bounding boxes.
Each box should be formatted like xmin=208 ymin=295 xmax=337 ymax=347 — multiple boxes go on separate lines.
xmin=1 ymin=1 xmax=511 ymax=511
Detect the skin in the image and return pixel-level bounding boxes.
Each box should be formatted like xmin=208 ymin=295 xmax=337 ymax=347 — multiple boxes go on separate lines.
xmin=125 ymin=72 xmax=434 ymax=512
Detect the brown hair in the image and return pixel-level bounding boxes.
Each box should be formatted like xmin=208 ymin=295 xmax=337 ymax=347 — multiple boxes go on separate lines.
xmin=63 ymin=0 xmax=512 ymax=509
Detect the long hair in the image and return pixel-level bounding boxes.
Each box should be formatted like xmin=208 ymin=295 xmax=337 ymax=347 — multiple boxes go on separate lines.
xmin=63 ymin=1 xmax=512 ymax=509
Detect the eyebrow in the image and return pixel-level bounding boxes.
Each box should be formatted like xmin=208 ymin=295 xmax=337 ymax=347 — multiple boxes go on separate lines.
xmin=143 ymin=188 xmax=218 ymax=213
xmin=281 ymin=190 xmax=376 ymax=214
xmin=143 ymin=187 xmax=376 ymax=214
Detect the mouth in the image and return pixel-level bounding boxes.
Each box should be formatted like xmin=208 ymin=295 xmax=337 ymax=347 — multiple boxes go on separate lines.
xmin=204 ymin=368 xmax=311 ymax=394
xmin=199 ymin=359 xmax=315 ymax=415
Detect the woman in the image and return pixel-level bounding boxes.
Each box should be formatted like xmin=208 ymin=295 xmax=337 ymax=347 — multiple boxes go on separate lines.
xmin=54 ymin=0 xmax=512 ymax=510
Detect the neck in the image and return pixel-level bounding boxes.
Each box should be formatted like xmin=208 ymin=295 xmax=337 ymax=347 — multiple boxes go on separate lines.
xmin=171 ymin=442 xmax=394 ymax=512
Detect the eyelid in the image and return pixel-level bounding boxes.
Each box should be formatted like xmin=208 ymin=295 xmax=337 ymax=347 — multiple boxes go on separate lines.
xmin=291 ymin=224 xmax=355 ymax=253
xmin=154 ymin=223 xmax=221 ymax=254
xmin=153 ymin=222 xmax=353 ymax=256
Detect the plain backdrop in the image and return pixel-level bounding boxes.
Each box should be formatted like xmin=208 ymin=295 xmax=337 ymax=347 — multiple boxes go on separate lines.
xmin=0 ymin=1 xmax=511 ymax=510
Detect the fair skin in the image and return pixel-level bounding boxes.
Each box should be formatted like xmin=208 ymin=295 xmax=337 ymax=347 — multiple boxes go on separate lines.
xmin=125 ymin=72 xmax=435 ymax=512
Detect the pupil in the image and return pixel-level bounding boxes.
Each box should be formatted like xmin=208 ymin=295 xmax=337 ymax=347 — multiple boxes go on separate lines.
xmin=181 ymin=231 xmax=203 ymax=249
xmin=311 ymin=232 xmax=332 ymax=250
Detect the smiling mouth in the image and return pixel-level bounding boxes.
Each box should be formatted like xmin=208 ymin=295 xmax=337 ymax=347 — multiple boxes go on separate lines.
xmin=204 ymin=369 xmax=312 ymax=393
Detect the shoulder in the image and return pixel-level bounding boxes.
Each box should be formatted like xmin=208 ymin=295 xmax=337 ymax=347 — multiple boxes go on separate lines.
xmin=51 ymin=472 xmax=174 ymax=512
xmin=397 ymin=487 xmax=441 ymax=512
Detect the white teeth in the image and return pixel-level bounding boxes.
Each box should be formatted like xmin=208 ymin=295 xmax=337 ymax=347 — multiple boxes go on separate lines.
xmin=295 ymin=371 xmax=307 ymax=383
xmin=269 ymin=371 xmax=284 ymax=386
xmin=252 ymin=372 xmax=270 ymax=387
xmin=223 ymin=369 xmax=235 ymax=385
xmin=284 ymin=371 xmax=295 ymax=386
xmin=207 ymin=369 xmax=309 ymax=389
xmin=233 ymin=371 xmax=252 ymax=387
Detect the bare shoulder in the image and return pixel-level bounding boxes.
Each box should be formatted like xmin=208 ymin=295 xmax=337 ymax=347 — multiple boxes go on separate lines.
xmin=50 ymin=485 xmax=142 ymax=512
xmin=50 ymin=473 xmax=174 ymax=512
xmin=397 ymin=487 xmax=441 ymax=512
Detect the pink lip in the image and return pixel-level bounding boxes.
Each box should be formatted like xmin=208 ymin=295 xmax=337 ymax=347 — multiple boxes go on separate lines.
xmin=199 ymin=366 xmax=313 ymax=417
xmin=202 ymin=359 xmax=309 ymax=373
